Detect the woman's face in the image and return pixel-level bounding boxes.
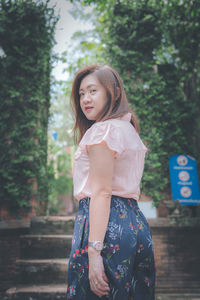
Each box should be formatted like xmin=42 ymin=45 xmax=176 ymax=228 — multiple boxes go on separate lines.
xmin=79 ymin=73 xmax=108 ymax=121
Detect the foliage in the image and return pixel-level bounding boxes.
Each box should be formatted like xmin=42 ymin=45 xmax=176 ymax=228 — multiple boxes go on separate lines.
xmin=69 ymin=0 xmax=200 ymax=207
xmin=47 ymin=139 xmax=73 ymax=215
xmin=49 ymin=82 xmax=74 ymax=144
xmin=61 ymin=29 xmax=106 ymax=81
xmin=161 ymin=0 xmax=200 ymax=161
xmin=47 ymin=82 xmax=75 ymax=214
xmin=0 ymin=0 xmax=57 ymax=214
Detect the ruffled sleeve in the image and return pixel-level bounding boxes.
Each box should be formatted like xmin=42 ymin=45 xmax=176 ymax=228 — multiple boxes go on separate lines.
xmin=79 ymin=121 xmax=125 ymax=158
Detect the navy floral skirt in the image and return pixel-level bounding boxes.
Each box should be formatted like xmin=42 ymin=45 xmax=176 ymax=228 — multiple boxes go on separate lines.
xmin=66 ymin=195 xmax=156 ymax=300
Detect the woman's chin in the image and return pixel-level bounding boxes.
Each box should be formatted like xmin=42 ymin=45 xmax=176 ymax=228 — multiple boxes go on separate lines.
xmin=84 ymin=114 xmax=97 ymax=121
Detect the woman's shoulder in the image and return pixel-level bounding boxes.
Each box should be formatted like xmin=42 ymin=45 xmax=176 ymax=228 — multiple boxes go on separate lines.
xmin=96 ymin=117 xmax=147 ymax=152
xmin=83 ymin=118 xmax=132 ymax=142
xmin=83 ymin=114 xmax=138 ymax=143
xmin=81 ymin=118 xmax=120 ymax=143
xmin=79 ymin=115 xmax=147 ymax=154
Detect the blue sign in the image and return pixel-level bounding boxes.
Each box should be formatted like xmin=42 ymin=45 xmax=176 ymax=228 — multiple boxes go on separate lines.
xmin=52 ymin=132 xmax=58 ymax=141
xmin=169 ymin=154 xmax=200 ymax=205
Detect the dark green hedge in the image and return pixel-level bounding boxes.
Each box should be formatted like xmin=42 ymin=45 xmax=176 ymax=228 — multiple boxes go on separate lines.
xmin=100 ymin=0 xmax=200 ymax=206
xmin=0 ymin=0 xmax=57 ymax=214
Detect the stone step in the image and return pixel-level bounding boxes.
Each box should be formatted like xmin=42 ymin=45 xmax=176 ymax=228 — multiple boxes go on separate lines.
xmin=30 ymin=216 xmax=75 ymax=235
xmin=4 ymin=284 xmax=67 ymax=300
xmin=155 ymin=294 xmax=200 ymax=300
xmin=15 ymin=258 xmax=68 ymax=285
xmin=4 ymin=286 xmax=200 ymax=300
xmin=20 ymin=234 xmax=72 ymax=259
xmin=156 ymin=283 xmax=200 ymax=291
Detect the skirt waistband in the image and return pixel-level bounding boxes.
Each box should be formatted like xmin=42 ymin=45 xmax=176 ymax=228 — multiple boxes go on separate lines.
xmin=79 ymin=194 xmax=139 ymax=212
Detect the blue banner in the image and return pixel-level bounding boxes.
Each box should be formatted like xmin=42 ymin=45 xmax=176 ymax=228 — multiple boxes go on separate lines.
xmin=169 ymin=154 xmax=200 ymax=205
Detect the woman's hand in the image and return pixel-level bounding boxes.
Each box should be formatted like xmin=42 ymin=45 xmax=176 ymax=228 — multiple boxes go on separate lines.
xmin=88 ymin=247 xmax=110 ymax=298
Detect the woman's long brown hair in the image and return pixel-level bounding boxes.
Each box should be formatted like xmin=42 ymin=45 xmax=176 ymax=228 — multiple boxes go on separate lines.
xmin=71 ymin=64 xmax=139 ymax=144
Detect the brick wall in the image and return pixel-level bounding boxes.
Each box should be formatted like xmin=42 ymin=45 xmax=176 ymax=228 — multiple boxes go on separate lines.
xmin=149 ymin=218 xmax=200 ymax=293
xmin=0 ymin=222 xmax=30 ymax=293
xmin=0 ymin=234 xmax=20 ymax=292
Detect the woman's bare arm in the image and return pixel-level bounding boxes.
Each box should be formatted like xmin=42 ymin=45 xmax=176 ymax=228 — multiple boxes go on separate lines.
xmin=87 ymin=142 xmax=115 ymax=297
xmin=88 ymin=142 xmax=114 ymax=242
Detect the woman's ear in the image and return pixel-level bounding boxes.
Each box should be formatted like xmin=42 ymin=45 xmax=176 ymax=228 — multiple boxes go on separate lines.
xmin=116 ymin=87 xmax=120 ymax=100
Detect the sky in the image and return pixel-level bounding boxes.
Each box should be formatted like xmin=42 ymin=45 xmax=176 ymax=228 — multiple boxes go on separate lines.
xmin=48 ymin=0 xmax=93 ymax=80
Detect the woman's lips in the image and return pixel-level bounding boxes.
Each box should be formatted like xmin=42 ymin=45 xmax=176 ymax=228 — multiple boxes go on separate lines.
xmin=85 ymin=107 xmax=93 ymax=112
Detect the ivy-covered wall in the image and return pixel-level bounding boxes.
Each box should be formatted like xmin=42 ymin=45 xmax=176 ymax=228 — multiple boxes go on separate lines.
xmin=0 ymin=0 xmax=57 ymax=216
xmin=98 ymin=1 xmax=200 ymax=206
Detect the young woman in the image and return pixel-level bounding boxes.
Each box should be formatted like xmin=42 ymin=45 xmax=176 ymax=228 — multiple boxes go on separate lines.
xmin=66 ymin=65 xmax=155 ymax=300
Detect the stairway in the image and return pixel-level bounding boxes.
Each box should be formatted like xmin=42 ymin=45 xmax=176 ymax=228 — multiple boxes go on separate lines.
xmin=4 ymin=216 xmax=75 ymax=300
xmin=4 ymin=216 xmax=200 ymax=300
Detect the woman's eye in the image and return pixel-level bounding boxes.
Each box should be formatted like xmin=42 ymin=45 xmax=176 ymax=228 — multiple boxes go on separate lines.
xmin=90 ymin=89 xmax=96 ymax=94
xmin=79 ymin=92 xmax=84 ymax=97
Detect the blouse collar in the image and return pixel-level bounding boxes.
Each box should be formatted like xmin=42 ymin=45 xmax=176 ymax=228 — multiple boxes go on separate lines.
xmin=116 ymin=112 xmax=132 ymax=122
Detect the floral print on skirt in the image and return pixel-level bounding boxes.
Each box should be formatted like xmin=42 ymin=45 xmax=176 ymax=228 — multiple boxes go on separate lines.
xmin=66 ymin=195 xmax=156 ymax=300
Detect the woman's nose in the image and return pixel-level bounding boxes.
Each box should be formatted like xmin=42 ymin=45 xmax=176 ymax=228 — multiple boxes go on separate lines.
xmin=83 ymin=92 xmax=91 ymax=103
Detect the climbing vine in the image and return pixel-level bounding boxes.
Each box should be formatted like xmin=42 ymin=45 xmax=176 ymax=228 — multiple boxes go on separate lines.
xmin=0 ymin=0 xmax=58 ymax=214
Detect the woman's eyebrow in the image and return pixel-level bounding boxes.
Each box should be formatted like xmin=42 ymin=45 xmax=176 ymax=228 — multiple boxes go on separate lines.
xmin=79 ymin=84 xmax=98 ymax=92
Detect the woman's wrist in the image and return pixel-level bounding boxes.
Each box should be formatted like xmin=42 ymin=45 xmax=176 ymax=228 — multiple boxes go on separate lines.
xmin=88 ymin=246 xmax=101 ymax=257
xmin=88 ymin=241 xmax=103 ymax=251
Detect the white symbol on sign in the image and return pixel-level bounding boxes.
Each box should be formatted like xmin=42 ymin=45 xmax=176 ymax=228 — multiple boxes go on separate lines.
xmin=180 ymin=187 xmax=192 ymax=198
xmin=178 ymin=171 xmax=190 ymax=182
xmin=177 ymin=155 xmax=188 ymax=166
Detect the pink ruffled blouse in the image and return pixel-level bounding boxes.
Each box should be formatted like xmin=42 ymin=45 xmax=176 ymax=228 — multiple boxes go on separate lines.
xmin=73 ymin=112 xmax=147 ymax=201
